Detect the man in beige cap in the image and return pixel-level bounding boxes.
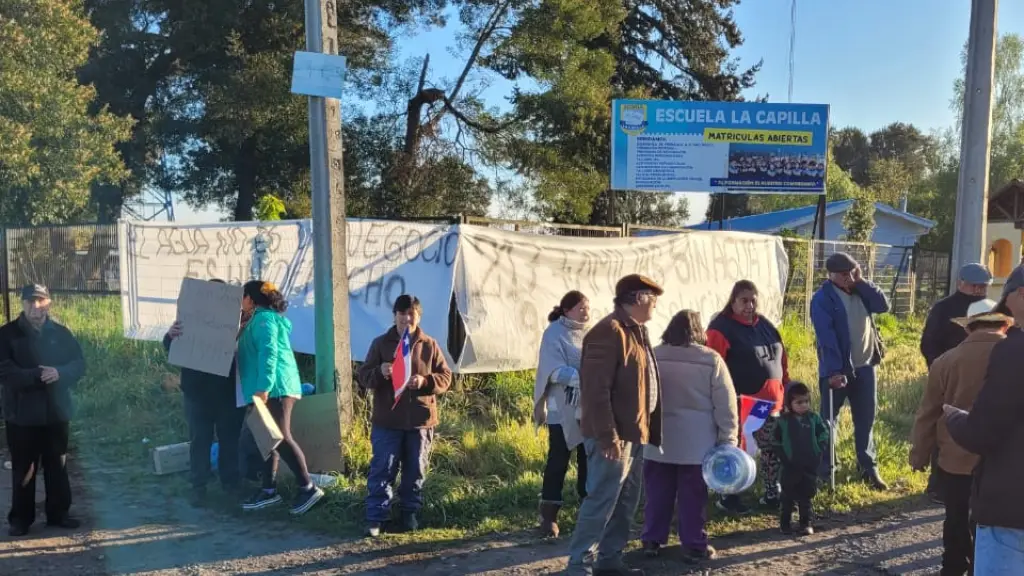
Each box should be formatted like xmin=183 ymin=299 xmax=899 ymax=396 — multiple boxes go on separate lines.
xmin=911 ymin=298 xmax=1012 ymax=576
xmin=567 ymin=274 xmax=664 ymax=576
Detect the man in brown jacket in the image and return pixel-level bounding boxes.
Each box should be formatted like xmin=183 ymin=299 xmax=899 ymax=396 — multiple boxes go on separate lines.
xmin=567 ymin=274 xmax=664 ymax=576
xmin=910 ymin=298 xmax=1012 ymax=576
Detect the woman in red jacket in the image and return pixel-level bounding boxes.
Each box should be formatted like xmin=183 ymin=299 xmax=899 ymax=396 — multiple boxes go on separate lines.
xmin=706 ymin=280 xmax=789 ymax=514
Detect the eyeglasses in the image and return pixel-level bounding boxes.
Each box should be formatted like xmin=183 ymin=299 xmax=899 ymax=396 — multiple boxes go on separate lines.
xmin=636 ymin=291 xmax=658 ymax=303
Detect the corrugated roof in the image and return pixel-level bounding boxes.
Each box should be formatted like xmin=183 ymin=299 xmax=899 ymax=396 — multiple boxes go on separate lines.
xmin=688 ymin=200 xmax=936 ymax=232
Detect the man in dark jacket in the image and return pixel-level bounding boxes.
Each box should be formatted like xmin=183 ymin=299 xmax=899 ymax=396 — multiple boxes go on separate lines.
xmin=0 ymin=284 xmax=85 ymax=537
xmin=810 ymin=252 xmax=890 ymax=490
xmin=918 ymin=262 xmax=992 ymax=504
xmin=945 ymin=264 xmax=1024 ymax=573
xmin=163 ymin=278 xmax=245 ymax=504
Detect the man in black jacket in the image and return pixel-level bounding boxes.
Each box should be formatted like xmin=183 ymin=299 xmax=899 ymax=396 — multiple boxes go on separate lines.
xmin=0 ymin=284 xmax=85 ymax=537
xmin=945 ymin=264 xmax=1024 ymax=573
xmin=919 ymin=262 xmax=991 ymax=504
xmin=162 ymin=279 xmax=245 ymax=504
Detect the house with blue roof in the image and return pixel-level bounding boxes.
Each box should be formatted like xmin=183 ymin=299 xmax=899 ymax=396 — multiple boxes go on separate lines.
xmin=687 ymin=199 xmax=936 ymax=247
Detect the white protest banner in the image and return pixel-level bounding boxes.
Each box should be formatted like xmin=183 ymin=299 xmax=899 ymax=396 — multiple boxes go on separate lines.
xmin=119 ymin=219 xmax=458 ymax=364
xmin=167 ymin=278 xmax=243 ymax=376
xmin=454 ymin=226 xmax=788 ymax=373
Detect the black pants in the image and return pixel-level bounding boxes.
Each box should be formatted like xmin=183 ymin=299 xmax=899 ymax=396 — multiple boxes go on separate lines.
xmin=242 ymin=397 xmax=312 ymax=490
xmin=780 ymin=469 xmax=817 ymax=528
xmin=927 ymin=449 xmax=941 ymax=496
xmin=937 ymin=467 xmax=974 ymax=576
xmin=6 ymin=421 xmax=72 ymax=528
xmin=184 ymin=392 xmax=245 ymax=491
xmin=540 ymin=424 xmax=587 ymax=503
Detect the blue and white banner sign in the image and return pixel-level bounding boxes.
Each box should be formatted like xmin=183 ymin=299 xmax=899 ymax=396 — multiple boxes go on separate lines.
xmin=610 ymin=99 xmax=830 ymax=194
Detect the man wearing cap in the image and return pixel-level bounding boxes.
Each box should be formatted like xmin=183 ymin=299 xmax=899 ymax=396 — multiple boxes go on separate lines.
xmin=810 ymin=252 xmax=890 ymax=491
xmin=918 ymin=262 xmax=992 ymax=504
xmin=0 ymin=284 xmax=86 ymax=537
xmin=567 ymin=273 xmax=664 ymax=576
xmin=944 ymin=265 xmax=1024 ymax=573
xmin=910 ymin=298 xmax=1011 ymax=576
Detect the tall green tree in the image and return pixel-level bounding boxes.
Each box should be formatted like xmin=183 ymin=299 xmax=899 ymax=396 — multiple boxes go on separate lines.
xmin=830 ymin=127 xmax=871 ymax=186
xmin=0 ymin=0 xmax=132 ymax=225
xmin=483 ymin=0 xmax=759 ymax=225
xmin=842 ymin=193 xmax=875 ymax=242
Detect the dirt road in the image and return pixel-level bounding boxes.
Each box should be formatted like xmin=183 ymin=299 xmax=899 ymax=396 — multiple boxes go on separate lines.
xmin=1 ymin=454 xmax=944 ymax=575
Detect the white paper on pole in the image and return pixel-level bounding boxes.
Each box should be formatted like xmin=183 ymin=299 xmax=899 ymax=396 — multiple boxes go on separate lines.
xmin=290 ymin=51 xmax=347 ymax=99
xmin=453 ymin=226 xmax=789 ymax=373
xmin=119 ymin=219 xmax=458 ymax=365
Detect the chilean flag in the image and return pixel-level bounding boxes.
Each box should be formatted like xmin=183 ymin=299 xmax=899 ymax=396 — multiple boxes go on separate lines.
xmin=391 ymin=328 xmax=412 ymax=409
xmin=739 ymin=395 xmax=775 ymax=457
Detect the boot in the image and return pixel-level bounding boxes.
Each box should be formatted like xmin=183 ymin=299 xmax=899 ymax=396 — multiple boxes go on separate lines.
xmin=539 ymin=502 xmax=561 ymax=538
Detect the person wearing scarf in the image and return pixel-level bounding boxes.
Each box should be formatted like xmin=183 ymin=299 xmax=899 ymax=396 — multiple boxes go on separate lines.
xmin=533 ymin=290 xmax=590 ymax=538
xmin=707 ymin=280 xmax=789 ymax=515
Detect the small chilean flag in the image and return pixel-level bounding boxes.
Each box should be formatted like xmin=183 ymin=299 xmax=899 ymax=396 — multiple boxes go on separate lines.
xmin=739 ymin=395 xmax=775 ymax=457
xmin=391 ymin=328 xmax=413 ymax=409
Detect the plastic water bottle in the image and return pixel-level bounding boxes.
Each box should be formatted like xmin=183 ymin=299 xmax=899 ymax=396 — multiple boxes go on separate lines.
xmin=702 ymin=444 xmax=757 ymax=495
xmin=210 ymin=442 xmax=219 ymax=471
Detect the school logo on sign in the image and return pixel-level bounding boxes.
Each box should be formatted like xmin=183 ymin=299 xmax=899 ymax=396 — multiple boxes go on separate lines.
xmin=618 ymin=103 xmax=647 ymax=136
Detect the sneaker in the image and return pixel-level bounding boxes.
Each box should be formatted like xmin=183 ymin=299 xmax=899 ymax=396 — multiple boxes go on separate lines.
xmin=8 ymin=524 xmax=29 ymax=537
xmin=798 ymin=525 xmax=814 ymax=536
xmin=683 ymin=546 xmax=717 ymax=564
xmin=366 ymin=522 xmax=382 ymax=538
xmin=290 ymin=485 xmax=324 ymax=515
xmin=861 ymin=469 xmax=889 ymax=491
xmin=46 ymin=517 xmax=81 ymax=530
xmin=642 ymin=541 xmax=661 ymax=557
xmin=401 ymin=512 xmax=419 ymax=532
xmin=716 ymin=497 xmax=752 ymax=515
xmin=242 ymin=489 xmax=282 ymax=511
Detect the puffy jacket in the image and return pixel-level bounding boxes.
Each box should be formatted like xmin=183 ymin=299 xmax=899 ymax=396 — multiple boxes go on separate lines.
xmin=0 ymin=315 xmax=85 ymax=425
xmin=237 ymin=307 xmax=302 ymax=403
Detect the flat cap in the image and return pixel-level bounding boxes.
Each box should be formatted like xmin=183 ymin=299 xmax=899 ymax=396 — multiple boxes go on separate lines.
xmin=825 ymin=252 xmax=859 ymax=273
xmin=615 ymin=274 xmax=664 ymax=298
xmin=20 ymin=283 xmax=50 ymax=301
xmin=959 ymin=263 xmax=993 ymax=285
xmin=1000 ymin=265 xmax=1024 ymax=301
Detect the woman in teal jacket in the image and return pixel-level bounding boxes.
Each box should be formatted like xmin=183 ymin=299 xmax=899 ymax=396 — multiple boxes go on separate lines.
xmin=237 ymin=280 xmax=323 ymax=516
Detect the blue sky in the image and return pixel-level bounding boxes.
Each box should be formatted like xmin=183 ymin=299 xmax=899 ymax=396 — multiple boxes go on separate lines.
xmin=174 ymin=0 xmax=1024 ymax=224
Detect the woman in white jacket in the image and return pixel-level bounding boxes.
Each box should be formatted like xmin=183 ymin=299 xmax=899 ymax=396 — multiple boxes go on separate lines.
xmin=641 ymin=310 xmax=739 ymax=564
xmin=532 ymin=290 xmax=590 ymax=538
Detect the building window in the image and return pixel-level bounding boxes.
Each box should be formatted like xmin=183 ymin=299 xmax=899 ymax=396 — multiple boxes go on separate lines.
xmin=991 ymin=238 xmax=1014 ymax=278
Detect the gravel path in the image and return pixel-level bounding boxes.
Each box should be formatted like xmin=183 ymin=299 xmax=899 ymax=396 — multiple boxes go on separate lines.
xmin=1 ymin=452 xmax=944 ymax=575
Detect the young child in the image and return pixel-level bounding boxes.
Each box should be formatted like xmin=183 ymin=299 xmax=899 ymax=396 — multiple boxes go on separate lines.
xmin=772 ymin=382 xmax=830 ymax=535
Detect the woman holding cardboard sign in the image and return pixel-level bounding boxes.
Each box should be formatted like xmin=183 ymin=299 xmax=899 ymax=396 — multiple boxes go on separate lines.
xmin=237 ymin=280 xmax=324 ymax=516
xmin=357 ymin=294 xmax=452 ymax=538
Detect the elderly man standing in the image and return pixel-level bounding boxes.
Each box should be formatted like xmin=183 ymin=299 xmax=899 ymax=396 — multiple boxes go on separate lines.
xmin=566 ymin=274 xmax=664 ymax=576
xmin=810 ymin=253 xmax=890 ymax=491
xmin=0 ymin=285 xmax=86 ymax=537
xmin=918 ymin=262 xmax=992 ymax=504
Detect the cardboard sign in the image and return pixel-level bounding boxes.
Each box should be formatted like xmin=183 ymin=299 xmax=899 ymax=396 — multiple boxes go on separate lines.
xmin=168 ymin=278 xmax=243 ymax=376
xmin=246 ymin=399 xmax=284 ymax=460
xmin=290 ymin=393 xmax=344 ymax=474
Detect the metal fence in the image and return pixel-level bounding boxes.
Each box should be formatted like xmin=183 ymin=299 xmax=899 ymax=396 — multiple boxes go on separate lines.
xmin=0 ymin=219 xmax=949 ymax=322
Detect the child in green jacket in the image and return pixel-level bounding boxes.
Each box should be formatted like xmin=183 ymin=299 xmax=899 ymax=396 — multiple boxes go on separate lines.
xmin=772 ymin=382 xmax=829 ymax=536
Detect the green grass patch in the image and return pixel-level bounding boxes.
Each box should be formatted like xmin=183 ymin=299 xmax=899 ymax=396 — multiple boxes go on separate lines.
xmin=55 ymin=295 xmax=929 ymax=543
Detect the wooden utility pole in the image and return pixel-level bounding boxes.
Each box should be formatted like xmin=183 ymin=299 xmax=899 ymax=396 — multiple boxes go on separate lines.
xmin=298 ymin=0 xmax=352 ymax=472
xmin=950 ymin=0 xmax=998 ymax=292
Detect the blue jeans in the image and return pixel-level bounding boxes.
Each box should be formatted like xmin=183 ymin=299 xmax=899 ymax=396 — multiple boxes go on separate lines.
xmin=975 ymin=526 xmax=1024 ymax=575
xmin=566 ymin=440 xmax=643 ymax=576
xmin=819 ymin=365 xmax=877 ymax=475
xmin=365 ymin=426 xmax=434 ymax=523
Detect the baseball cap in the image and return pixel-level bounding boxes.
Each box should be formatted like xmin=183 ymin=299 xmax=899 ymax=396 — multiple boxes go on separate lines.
xmin=20 ymin=284 xmax=50 ymax=301
xmin=959 ymin=263 xmax=993 ymax=285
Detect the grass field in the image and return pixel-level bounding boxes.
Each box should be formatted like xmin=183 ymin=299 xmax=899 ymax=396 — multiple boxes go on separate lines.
xmin=54 ymin=295 xmax=930 ymax=544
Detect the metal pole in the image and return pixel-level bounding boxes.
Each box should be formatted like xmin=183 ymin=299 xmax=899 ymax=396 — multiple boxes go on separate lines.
xmin=305 ymin=0 xmax=353 ymax=422
xmin=950 ymin=0 xmax=998 ymax=293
